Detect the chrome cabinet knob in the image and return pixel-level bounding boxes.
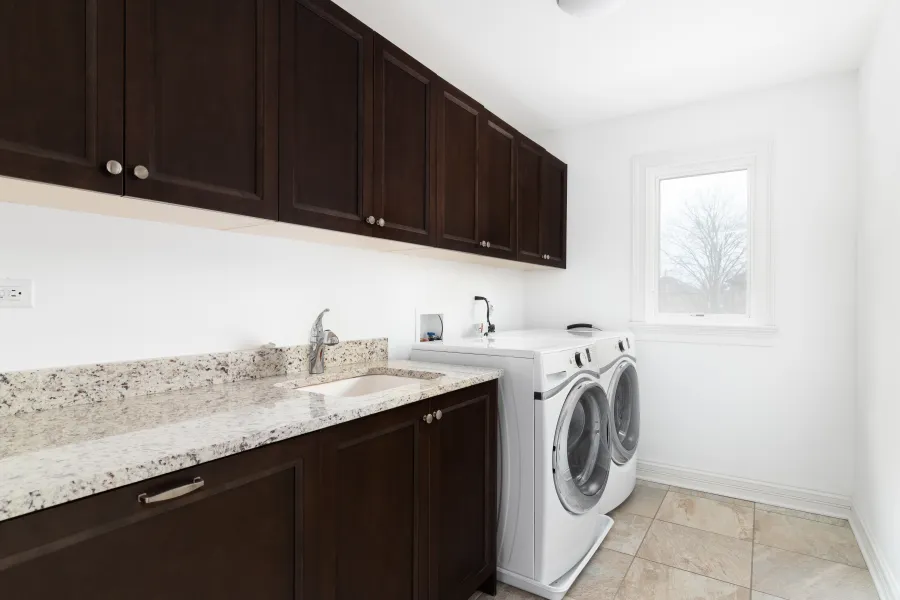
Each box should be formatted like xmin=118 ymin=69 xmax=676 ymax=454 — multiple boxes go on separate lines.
xmin=423 ymin=413 xmax=434 ymax=424
xmin=485 ymin=241 xmax=491 ymax=248
xmin=434 ymin=410 xmax=443 ymax=421
xmin=133 ymin=165 xmax=150 ymax=180
xmin=376 ymin=218 xmax=385 ymax=227
xmin=105 ymin=160 xmax=123 ymax=175
xmin=479 ymin=241 xmax=485 ymax=247
xmin=366 ymin=216 xmax=376 ymax=225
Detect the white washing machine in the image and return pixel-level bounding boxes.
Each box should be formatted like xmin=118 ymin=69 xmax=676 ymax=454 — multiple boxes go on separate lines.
xmin=411 ymin=335 xmax=614 ymax=600
xmin=493 ymin=329 xmax=640 ymax=515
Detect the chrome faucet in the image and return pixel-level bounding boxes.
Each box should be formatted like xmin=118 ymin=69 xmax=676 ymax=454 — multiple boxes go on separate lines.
xmin=309 ymin=309 xmax=339 ymax=374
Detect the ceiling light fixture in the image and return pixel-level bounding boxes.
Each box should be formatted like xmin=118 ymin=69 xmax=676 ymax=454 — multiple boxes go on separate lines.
xmin=557 ymin=0 xmax=626 ymax=16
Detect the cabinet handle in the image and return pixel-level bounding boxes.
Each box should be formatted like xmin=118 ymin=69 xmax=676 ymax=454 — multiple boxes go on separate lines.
xmin=105 ymin=160 xmax=123 ymax=176
xmin=423 ymin=413 xmax=433 ymax=424
xmin=434 ymin=409 xmax=443 ymax=421
xmin=137 ymin=477 xmax=204 ymax=505
xmin=133 ymin=165 xmax=150 ymax=180
xmin=366 ymin=216 xmax=375 ymax=225
xmin=376 ymin=218 xmax=385 ymax=227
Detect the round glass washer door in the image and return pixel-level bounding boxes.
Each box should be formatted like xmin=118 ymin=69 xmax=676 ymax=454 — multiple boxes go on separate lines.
xmin=609 ymin=359 xmax=640 ymax=465
xmin=552 ymin=378 xmax=612 ymax=515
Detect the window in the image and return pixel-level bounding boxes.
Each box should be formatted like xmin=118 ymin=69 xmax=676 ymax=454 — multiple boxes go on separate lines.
xmin=631 ymin=142 xmax=774 ymax=339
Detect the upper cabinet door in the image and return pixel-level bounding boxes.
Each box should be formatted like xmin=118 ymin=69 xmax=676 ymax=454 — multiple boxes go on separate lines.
xmin=541 ymin=153 xmax=567 ymax=268
xmin=516 ymin=139 xmax=544 ymax=264
xmin=373 ymin=36 xmax=435 ymax=245
xmin=123 ymin=0 xmax=278 ymax=218
xmin=0 ymin=0 xmax=123 ymax=195
xmin=435 ymin=83 xmax=482 ymax=253
xmin=478 ymin=114 xmax=517 ymax=258
xmin=279 ymin=0 xmax=373 ymax=235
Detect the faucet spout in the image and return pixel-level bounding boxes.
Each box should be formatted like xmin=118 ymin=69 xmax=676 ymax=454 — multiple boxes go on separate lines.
xmin=309 ymin=309 xmax=339 ymax=374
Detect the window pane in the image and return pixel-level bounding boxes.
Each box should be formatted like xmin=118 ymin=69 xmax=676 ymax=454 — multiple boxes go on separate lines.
xmin=659 ymin=170 xmax=748 ymax=315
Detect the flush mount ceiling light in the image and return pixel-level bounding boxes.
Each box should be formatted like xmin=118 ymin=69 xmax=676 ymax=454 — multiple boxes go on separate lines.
xmin=557 ymin=0 xmax=627 ymax=16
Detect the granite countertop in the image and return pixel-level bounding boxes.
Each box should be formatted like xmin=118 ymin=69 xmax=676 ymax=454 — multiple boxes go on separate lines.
xmin=0 ymin=359 xmax=501 ymax=523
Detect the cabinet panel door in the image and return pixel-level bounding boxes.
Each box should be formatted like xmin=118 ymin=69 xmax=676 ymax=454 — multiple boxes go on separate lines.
xmin=373 ymin=36 xmax=435 ymax=245
xmin=478 ymin=114 xmax=517 ymax=258
xmin=0 ymin=0 xmax=123 ymax=194
xmin=541 ymin=153 xmax=567 ymax=268
xmin=279 ymin=0 xmax=373 ymax=235
xmin=319 ymin=402 xmax=429 ymax=600
xmin=0 ymin=436 xmax=318 ymax=600
xmin=516 ymin=138 xmax=543 ymax=264
xmin=429 ymin=382 xmax=498 ymax=599
xmin=435 ymin=83 xmax=482 ymax=253
xmin=124 ymin=0 xmax=278 ymax=218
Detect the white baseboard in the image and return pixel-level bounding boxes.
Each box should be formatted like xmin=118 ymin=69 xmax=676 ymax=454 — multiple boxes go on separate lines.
xmin=850 ymin=510 xmax=899 ymax=600
xmin=636 ymin=460 xmax=852 ymax=519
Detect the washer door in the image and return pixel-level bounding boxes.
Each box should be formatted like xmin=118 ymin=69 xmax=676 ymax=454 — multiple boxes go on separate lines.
xmin=609 ymin=359 xmax=640 ymax=465
xmin=552 ymin=378 xmax=612 ymax=515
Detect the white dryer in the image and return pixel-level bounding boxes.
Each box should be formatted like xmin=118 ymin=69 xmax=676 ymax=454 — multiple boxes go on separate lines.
xmin=411 ymin=335 xmax=614 ymax=600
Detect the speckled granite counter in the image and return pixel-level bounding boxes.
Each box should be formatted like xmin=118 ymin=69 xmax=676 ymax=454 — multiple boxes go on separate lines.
xmin=0 ymin=359 xmax=501 ymax=522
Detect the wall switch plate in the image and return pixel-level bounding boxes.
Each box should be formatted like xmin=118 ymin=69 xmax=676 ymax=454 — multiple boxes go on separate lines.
xmin=0 ymin=279 xmax=34 ymax=308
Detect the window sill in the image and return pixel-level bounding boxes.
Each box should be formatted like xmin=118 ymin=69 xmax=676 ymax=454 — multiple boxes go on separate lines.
xmin=629 ymin=322 xmax=778 ymax=347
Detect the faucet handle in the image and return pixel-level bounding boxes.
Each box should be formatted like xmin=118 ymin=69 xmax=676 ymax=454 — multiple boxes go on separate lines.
xmin=324 ymin=330 xmax=339 ymax=346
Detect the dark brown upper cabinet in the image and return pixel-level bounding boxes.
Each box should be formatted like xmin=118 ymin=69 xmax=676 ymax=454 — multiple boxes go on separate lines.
xmin=516 ymin=138 xmax=544 ymax=264
xmin=435 ymin=82 xmax=483 ymax=254
xmin=372 ymin=36 xmax=436 ymax=246
xmin=279 ymin=0 xmax=374 ymax=235
xmin=478 ymin=114 xmax=517 ymax=259
xmin=125 ymin=0 xmax=278 ymax=219
xmin=541 ymin=153 xmax=567 ymax=267
xmin=0 ymin=0 xmax=124 ymax=195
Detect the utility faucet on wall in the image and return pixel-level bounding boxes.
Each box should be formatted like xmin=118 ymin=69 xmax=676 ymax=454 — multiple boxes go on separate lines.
xmin=474 ymin=296 xmax=495 ymax=336
xmin=309 ymin=309 xmax=339 ymax=374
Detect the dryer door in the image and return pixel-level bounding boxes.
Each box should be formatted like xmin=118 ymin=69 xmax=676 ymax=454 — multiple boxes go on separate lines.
xmin=609 ymin=359 xmax=640 ymax=465
xmin=552 ymin=377 xmax=612 ymax=515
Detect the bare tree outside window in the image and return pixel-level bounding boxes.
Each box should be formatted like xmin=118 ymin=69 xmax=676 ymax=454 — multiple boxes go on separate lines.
xmin=658 ymin=170 xmax=749 ymax=315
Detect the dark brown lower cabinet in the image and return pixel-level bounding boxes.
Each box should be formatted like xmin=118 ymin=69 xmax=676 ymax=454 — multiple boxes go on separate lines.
xmin=0 ymin=381 xmax=497 ymax=600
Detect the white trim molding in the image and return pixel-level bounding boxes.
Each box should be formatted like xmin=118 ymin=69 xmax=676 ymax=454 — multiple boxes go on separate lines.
xmin=631 ymin=141 xmax=775 ymax=343
xmin=851 ymin=510 xmax=900 ymax=600
xmin=636 ymin=459 xmax=852 ymax=519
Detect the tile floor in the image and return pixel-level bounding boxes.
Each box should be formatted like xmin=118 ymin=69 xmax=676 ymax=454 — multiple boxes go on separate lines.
xmin=470 ymin=480 xmax=879 ymax=600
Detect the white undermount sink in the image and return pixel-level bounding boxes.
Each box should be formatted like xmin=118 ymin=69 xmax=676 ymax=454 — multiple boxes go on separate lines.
xmin=299 ymin=374 xmax=421 ymax=397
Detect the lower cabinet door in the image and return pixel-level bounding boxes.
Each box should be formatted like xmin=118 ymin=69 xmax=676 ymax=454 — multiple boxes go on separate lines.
xmin=318 ymin=401 xmax=430 ymax=600
xmin=0 ymin=436 xmax=318 ymax=600
xmin=429 ymin=382 xmax=498 ymax=600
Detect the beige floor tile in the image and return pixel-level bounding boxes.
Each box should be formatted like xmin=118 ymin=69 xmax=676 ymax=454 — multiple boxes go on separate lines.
xmin=636 ymin=521 xmax=752 ymax=587
xmin=752 ymin=544 xmax=878 ymax=600
xmin=615 ymin=484 xmax=668 ymax=518
xmin=635 ymin=479 xmax=670 ymax=491
xmin=615 ymin=557 xmax=750 ymax=600
xmin=753 ymin=503 xmax=849 ymax=528
xmin=750 ymin=592 xmax=787 ymax=600
xmin=754 ymin=510 xmax=866 ymax=568
xmin=668 ymin=486 xmax=753 ymax=508
xmin=567 ymin=549 xmax=634 ymax=600
xmin=601 ymin=511 xmax=654 ymax=555
xmin=656 ymin=491 xmax=754 ymax=540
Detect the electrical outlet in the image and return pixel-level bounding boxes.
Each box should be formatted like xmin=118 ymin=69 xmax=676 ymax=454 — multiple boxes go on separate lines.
xmin=0 ymin=279 xmax=34 ymax=308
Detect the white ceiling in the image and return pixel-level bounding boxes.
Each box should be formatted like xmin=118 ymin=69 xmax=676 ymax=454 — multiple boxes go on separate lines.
xmin=336 ymin=0 xmax=885 ymax=133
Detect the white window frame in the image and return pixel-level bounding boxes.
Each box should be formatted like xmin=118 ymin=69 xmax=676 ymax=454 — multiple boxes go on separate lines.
xmin=631 ymin=141 xmax=775 ymax=343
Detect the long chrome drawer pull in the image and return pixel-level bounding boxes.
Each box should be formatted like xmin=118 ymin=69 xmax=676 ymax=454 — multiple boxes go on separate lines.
xmin=137 ymin=477 xmax=205 ymax=504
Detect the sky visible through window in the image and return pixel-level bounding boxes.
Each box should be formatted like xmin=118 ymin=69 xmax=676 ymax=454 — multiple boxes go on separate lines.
xmin=659 ymin=170 xmax=749 ymax=316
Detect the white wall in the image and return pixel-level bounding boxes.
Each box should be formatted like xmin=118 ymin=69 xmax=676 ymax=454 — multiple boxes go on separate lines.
xmin=857 ymin=0 xmax=900 ymax=593
xmin=0 ymin=199 xmax=526 ymax=371
xmin=526 ymin=75 xmax=859 ymax=497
